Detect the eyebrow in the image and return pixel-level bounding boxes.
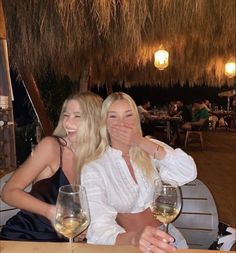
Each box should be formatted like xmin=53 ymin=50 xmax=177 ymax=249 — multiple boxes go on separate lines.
xmin=64 ymin=111 xmax=81 ymax=114
xmin=108 ymin=109 xmax=132 ymax=113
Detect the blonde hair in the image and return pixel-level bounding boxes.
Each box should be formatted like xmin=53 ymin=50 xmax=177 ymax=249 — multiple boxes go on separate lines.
xmin=53 ymin=91 xmax=103 ymax=182
xmin=97 ymin=92 xmax=154 ymax=179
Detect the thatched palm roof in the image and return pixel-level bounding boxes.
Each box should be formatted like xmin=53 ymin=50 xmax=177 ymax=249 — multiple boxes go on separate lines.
xmin=2 ymin=0 xmax=236 ymax=87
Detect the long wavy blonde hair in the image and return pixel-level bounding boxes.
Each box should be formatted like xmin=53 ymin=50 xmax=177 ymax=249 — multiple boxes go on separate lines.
xmin=53 ymin=91 xmax=103 ymax=182
xmin=96 ymin=92 xmax=154 ymax=179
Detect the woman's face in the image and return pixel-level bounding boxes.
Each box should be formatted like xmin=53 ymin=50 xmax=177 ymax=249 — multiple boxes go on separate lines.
xmin=62 ymin=99 xmax=81 ymax=143
xmin=106 ymin=99 xmax=136 ymax=138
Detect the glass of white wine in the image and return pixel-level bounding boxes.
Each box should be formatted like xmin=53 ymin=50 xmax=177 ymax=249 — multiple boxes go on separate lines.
xmin=150 ymin=179 xmax=182 ymax=233
xmin=54 ymin=184 xmax=90 ymax=244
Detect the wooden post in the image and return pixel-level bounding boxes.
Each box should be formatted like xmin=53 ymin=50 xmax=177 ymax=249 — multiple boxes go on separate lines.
xmin=105 ymin=82 xmax=113 ymax=95
xmin=0 ymin=0 xmax=16 ymax=171
xmin=0 ymin=0 xmax=6 ymax=40
xmin=79 ymin=63 xmax=91 ymax=92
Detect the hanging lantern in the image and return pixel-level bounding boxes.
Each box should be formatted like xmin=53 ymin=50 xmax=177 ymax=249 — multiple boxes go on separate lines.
xmin=225 ymin=58 xmax=236 ymax=78
xmin=154 ymin=49 xmax=169 ymax=70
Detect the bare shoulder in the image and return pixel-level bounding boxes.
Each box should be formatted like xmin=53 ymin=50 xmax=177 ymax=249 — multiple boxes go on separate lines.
xmin=35 ymin=136 xmax=63 ymax=154
xmin=39 ymin=136 xmax=59 ymax=145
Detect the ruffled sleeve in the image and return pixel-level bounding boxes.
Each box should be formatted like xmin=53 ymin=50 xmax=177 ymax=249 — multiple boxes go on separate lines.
xmin=152 ymin=139 xmax=197 ymax=186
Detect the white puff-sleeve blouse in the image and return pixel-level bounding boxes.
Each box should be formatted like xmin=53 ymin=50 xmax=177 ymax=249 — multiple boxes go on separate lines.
xmin=81 ymin=139 xmax=197 ymax=245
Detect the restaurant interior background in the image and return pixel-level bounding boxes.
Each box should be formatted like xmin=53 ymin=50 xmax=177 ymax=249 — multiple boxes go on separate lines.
xmin=12 ymin=67 xmax=235 ymax=165
xmin=0 ymin=1 xmax=235 ymax=250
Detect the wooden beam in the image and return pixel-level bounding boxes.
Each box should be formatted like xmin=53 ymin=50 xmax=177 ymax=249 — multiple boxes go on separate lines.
xmin=105 ymin=82 xmax=113 ymax=95
xmin=0 ymin=0 xmax=16 ymax=170
xmin=0 ymin=0 xmax=6 ymax=39
xmin=79 ymin=64 xmax=90 ymax=92
xmin=20 ymin=70 xmax=54 ymax=136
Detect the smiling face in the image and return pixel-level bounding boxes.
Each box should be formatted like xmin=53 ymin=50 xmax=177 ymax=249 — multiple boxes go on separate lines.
xmin=107 ymin=99 xmax=136 ymax=141
xmin=62 ymin=99 xmax=81 ymax=144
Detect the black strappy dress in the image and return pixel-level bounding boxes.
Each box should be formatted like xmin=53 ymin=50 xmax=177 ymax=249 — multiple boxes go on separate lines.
xmin=0 ymin=139 xmax=70 ymax=241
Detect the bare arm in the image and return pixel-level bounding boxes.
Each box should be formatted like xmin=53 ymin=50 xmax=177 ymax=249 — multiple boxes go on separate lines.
xmin=143 ymin=111 xmax=162 ymax=121
xmin=115 ymin=208 xmax=176 ymax=251
xmin=116 ymin=226 xmax=176 ymax=253
xmin=116 ymin=208 xmax=161 ymax=232
xmin=1 ymin=137 xmax=60 ymax=221
xmin=143 ymin=111 xmax=153 ymax=120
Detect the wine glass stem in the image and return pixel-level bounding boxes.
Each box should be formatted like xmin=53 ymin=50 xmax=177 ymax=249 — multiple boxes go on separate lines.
xmin=69 ymin=238 xmax=74 ymax=253
xmin=163 ymin=223 xmax=168 ymax=233
xmin=69 ymin=237 xmax=73 ymax=244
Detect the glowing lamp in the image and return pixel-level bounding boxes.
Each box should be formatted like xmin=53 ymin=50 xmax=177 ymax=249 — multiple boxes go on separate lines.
xmin=154 ymin=49 xmax=169 ymax=70
xmin=225 ymin=59 xmax=236 ymax=78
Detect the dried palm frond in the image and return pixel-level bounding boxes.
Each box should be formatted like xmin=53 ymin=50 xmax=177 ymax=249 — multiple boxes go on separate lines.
xmin=2 ymin=0 xmax=236 ymax=87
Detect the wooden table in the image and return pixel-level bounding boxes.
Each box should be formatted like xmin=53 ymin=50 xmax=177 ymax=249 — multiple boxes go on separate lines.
xmin=211 ymin=111 xmax=236 ymax=118
xmin=156 ymin=116 xmax=182 ymax=142
xmin=1 ymin=241 xmax=234 ymax=253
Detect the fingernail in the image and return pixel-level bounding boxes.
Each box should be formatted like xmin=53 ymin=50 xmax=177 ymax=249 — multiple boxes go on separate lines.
xmin=169 ymin=237 xmax=175 ymax=243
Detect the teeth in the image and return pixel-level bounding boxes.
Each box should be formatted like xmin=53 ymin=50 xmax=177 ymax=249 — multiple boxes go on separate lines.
xmin=67 ymin=129 xmax=76 ymax=133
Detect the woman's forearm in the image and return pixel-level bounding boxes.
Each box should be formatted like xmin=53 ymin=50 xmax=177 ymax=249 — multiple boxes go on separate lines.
xmin=137 ymin=137 xmax=166 ymax=160
xmin=116 ymin=231 xmax=140 ymax=246
xmin=1 ymin=188 xmax=53 ymax=220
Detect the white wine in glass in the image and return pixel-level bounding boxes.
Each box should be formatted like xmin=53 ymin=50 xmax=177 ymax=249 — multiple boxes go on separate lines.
xmin=150 ymin=179 xmax=182 ymax=233
xmin=54 ymin=184 xmax=90 ymax=243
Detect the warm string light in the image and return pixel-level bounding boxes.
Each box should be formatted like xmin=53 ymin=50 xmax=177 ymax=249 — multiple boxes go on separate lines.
xmin=225 ymin=58 xmax=236 ymax=78
xmin=154 ymin=48 xmax=169 ymax=70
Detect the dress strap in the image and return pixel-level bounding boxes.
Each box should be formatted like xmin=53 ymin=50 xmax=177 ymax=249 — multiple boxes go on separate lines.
xmin=53 ymin=136 xmax=66 ymax=168
xmin=58 ymin=141 xmax=63 ymax=168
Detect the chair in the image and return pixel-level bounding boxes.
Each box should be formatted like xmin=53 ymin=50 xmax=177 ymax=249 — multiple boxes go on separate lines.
xmin=217 ymin=224 xmax=236 ymax=250
xmin=184 ymin=120 xmax=209 ymax=149
xmin=184 ymin=130 xmax=204 ymax=149
xmin=0 ymin=171 xmax=32 ymax=230
xmin=173 ymin=179 xmax=219 ymax=249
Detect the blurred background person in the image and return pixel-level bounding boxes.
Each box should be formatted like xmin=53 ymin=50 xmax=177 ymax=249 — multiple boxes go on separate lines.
xmin=182 ymin=99 xmax=209 ymax=131
xmin=138 ymin=99 xmax=159 ymax=136
xmin=169 ymin=100 xmax=192 ymax=146
xmin=168 ymin=100 xmax=178 ymax=117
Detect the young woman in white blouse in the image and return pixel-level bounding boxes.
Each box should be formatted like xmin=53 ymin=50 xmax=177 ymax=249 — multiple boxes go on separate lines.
xmin=81 ymin=92 xmax=197 ymax=253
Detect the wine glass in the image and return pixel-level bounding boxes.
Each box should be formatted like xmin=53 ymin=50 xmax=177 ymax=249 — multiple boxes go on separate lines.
xmin=54 ymin=184 xmax=90 ymax=244
xmin=150 ymin=179 xmax=182 ymax=233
